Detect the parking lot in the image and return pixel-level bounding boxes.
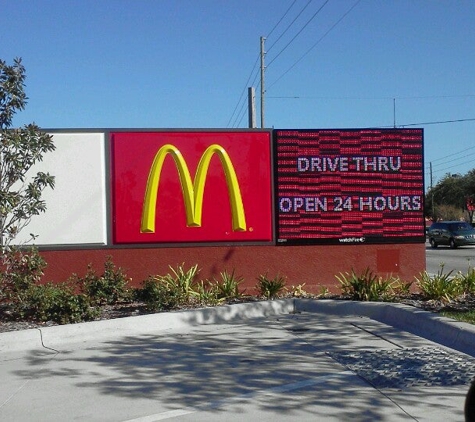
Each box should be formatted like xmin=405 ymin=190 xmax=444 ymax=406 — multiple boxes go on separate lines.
xmin=0 ymin=299 xmax=473 ymax=421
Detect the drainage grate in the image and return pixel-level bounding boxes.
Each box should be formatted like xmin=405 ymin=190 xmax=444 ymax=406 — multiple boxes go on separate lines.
xmin=328 ymin=347 xmax=475 ymax=389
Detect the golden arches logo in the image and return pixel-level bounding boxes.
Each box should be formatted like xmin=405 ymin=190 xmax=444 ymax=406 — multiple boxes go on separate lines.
xmin=141 ymin=144 xmax=247 ymax=233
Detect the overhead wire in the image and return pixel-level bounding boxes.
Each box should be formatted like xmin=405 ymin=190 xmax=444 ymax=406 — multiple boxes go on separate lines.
xmin=227 ymin=0 xmax=366 ymax=126
xmin=431 ymin=157 xmax=475 ymax=177
xmin=268 ymin=0 xmax=362 ymax=89
xmin=235 ymin=67 xmax=264 ymax=127
xmin=230 ymin=63 xmax=263 ymax=128
xmin=429 ymin=144 xmax=475 ymax=164
xmin=227 ymin=53 xmax=260 ymax=128
xmin=430 ymin=151 xmax=475 ymax=170
xmin=266 ymin=0 xmax=315 ymax=53
xmin=227 ymin=0 xmax=300 ymax=127
xmin=267 ymin=93 xmax=475 ymax=100
xmin=400 ymin=117 xmax=475 ymax=127
xmin=426 ymin=145 xmax=475 ymax=182
xmin=228 ymin=0 xmax=475 ymax=176
xmin=266 ymin=0 xmax=331 ymax=68
xmin=266 ymin=0 xmax=299 ymax=40
xmin=424 ymin=142 xmax=475 ymax=185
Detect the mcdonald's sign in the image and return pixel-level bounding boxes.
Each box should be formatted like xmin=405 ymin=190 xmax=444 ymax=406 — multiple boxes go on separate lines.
xmin=111 ymin=131 xmax=273 ymax=244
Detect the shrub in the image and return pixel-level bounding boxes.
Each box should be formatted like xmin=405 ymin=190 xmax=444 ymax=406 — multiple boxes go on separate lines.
xmin=138 ymin=276 xmax=184 ymax=311
xmin=456 ymin=266 xmax=475 ymax=295
xmin=317 ymin=286 xmax=330 ymax=298
xmin=391 ymin=279 xmax=414 ymax=297
xmin=16 ymin=282 xmax=98 ymax=324
xmin=286 ymin=283 xmax=309 ymax=298
xmin=195 ymin=280 xmax=223 ymax=306
xmin=256 ymin=273 xmax=286 ymax=299
xmin=415 ymin=266 xmax=460 ymax=302
xmin=158 ymin=263 xmax=200 ymax=302
xmin=79 ymin=257 xmax=131 ymax=305
xmin=336 ymin=268 xmax=397 ymax=301
xmin=211 ymin=269 xmax=244 ymax=299
xmin=0 ymin=247 xmax=46 ymax=303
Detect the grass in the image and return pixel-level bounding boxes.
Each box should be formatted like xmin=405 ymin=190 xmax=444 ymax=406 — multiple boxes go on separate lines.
xmin=440 ymin=310 xmax=475 ymax=325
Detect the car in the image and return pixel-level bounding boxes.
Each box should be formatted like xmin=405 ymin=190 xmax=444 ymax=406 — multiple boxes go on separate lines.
xmin=427 ymin=221 xmax=475 ymax=249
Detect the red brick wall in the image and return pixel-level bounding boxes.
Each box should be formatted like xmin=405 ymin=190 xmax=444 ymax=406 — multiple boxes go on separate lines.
xmin=40 ymin=243 xmax=425 ymax=294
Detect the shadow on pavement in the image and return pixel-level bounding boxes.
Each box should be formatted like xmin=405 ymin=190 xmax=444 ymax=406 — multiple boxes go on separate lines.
xmin=10 ymin=312 xmax=467 ymax=420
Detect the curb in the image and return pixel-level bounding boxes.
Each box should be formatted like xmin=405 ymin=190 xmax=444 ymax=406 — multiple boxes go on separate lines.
xmin=295 ymin=299 xmax=475 ymax=357
xmin=1 ymin=299 xmax=475 ymax=356
xmin=0 ymin=299 xmax=295 ymax=353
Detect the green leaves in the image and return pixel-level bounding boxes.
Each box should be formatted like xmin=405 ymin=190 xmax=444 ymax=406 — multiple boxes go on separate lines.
xmin=0 ymin=59 xmax=56 ymax=248
xmin=336 ymin=268 xmax=399 ymax=301
xmin=0 ymin=58 xmax=27 ymax=129
xmin=256 ymin=273 xmax=287 ymax=299
xmin=211 ymin=269 xmax=244 ymax=299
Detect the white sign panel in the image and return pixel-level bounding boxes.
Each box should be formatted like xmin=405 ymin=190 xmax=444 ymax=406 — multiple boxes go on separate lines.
xmin=13 ymin=132 xmax=107 ymax=246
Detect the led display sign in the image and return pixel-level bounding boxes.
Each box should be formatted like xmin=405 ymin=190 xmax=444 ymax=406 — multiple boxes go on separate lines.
xmin=111 ymin=131 xmax=273 ymax=244
xmin=274 ymin=129 xmax=424 ymax=245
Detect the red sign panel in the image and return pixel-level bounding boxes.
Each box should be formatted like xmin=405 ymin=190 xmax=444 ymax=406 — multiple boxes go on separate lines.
xmin=111 ymin=131 xmax=273 ymax=244
xmin=274 ymin=129 xmax=425 ymax=245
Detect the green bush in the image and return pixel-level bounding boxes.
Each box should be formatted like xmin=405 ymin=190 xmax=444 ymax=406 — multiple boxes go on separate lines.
xmin=137 ymin=264 xmax=201 ymax=311
xmin=0 ymin=247 xmax=46 ymax=303
xmin=456 ymin=266 xmax=475 ymax=295
xmin=336 ymin=268 xmax=397 ymax=301
xmin=391 ymin=279 xmax=414 ymax=297
xmin=17 ymin=282 xmax=99 ymax=324
xmin=211 ymin=269 xmax=244 ymax=299
xmin=78 ymin=257 xmax=131 ymax=305
xmin=195 ymin=280 xmax=223 ymax=306
xmin=256 ymin=273 xmax=286 ymax=299
xmin=158 ymin=263 xmax=200 ymax=302
xmin=138 ymin=276 xmax=184 ymax=311
xmin=415 ymin=266 xmax=460 ymax=301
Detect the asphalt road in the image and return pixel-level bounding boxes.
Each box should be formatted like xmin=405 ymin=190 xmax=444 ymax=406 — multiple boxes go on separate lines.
xmin=426 ymin=241 xmax=475 ymax=275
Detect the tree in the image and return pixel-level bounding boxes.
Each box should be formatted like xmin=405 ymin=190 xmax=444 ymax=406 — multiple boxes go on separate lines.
xmin=425 ymin=171 xmax=475 ymax=222
xmin=0 ymin=58 xmax=55 ymax=249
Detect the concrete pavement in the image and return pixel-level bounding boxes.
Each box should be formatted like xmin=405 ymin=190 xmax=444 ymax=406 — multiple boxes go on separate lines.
xmin=0 ymin=299 xmax=474 ymax=421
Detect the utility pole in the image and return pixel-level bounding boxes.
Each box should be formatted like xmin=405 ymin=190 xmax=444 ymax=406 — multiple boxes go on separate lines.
xmin=430 ymin=162 xmax=435 ymax=220
xmin=393 ymin=98 xmax=396 ymax=128
xmin=248 ymin=87 xmax=256 ymax=128
xmin=260 ymin=36 xmax=266 ymax=128
xmin=430 ymin=162 xmax=433 ymax=190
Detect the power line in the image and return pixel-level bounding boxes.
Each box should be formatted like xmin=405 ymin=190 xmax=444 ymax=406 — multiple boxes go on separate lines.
xmin=230 ymin=65 xmax=262 ymax=128
xmin=266 ymin=0 xmax=315 ymax=53
xmin=431 ymin=158 xmax=475 ymax=176
xmin=425 ymin=144 xmax=475 ymax=185
xmin=429 ymin=145 xmax=475 ymax=165
xmin=267 ymin=93 xmax=475 ymax=100
xmin=267 ymin=0 xmax=330 ymax=68
xmin=266 ymin=0 xmax=299 ymax=40
xmin=226 ymin=54 xmax=260 ymax=128
xmin=430 ymin=151 xmax=475 ymax=170
xmin=227 ymin=0 xmax=303 ymax=127
xmin=268 ymin=0 xmax=361 ymax=90
xmin=400 ymin=118 xmax=475 ymax=127
xmin=374 ymin=117 xmax=475 ymax=129
xmin=235 ymin=97 xmax=249 ymax=128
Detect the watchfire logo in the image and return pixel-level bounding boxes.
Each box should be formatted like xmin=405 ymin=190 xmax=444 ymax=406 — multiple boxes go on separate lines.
xmin=141 ymin=144 xmax=247 ymax=233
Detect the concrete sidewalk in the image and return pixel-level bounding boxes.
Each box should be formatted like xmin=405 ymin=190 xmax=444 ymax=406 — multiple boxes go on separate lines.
xmin=0 ymin=299 xmax=474 ymax=421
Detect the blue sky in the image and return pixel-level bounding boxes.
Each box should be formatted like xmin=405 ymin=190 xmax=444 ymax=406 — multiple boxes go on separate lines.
xmin=1 ymin=0 xmax=475 ymax=186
